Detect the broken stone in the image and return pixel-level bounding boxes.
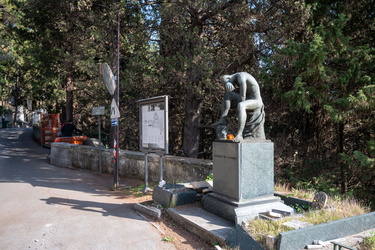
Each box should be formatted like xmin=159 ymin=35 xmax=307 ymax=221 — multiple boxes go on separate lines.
xmin=202 ymin=186 xmax=213 ymax=193
xmin=282 ymin=219 xmax=313 ymax=229
xmin=190 ymin=181 xmax=212 ymax=190
xmin=305 ymin=244 xmax=322 ymax=249
xmin=267 ymin=211 xmax=283 ymax=218
xmin=266 ymin=235 xmax=277 ymax=249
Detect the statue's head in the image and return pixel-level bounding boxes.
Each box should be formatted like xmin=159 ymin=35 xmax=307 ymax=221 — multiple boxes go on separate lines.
xmin=221 ymin=75 xmax=231 ymax=84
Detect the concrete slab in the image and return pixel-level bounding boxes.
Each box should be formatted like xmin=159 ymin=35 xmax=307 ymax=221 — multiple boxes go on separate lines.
xmin=168 ymin=204 xmax=234 ymax=246
xmin=167 ymin=204 xmax=264 ymax=249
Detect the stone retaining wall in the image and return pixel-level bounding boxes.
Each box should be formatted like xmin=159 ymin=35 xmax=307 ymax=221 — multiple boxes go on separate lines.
xmin=50 ymin=142 xmax=213 ymax=183
xmin=277 ymin=211 xmax=375 ymax=250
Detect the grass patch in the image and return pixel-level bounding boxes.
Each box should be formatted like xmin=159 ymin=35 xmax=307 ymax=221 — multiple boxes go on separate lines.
xmin=275 ymin=182 xmax=315 ymax=200
xmin=162 ymin=236 xmax=174 ymax=242
xmin=246 ymin=184 xmax=370 ymax=248
xmin=361 ymin=232 xmax=375 ymax=249
xmin=119 ymin=184 xmax=153 ymax=197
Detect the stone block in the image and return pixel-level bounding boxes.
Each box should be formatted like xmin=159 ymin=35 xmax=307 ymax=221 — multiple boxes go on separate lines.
xmin=133 ymin=203 xmax=161 ymax=219
xmin=225 ymin=225 xmax=264 ymax=249
xmin=213 ymin=141 xmax=274 ymax=202
xmin=203 ymin=193 xmax=294 ymax=225
xmin=152 ymin=184 xmax=196 ymax=208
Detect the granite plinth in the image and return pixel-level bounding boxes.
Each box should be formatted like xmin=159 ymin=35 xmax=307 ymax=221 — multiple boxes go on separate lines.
xmin=212 ymin=140 xmax=274 ymax=201
xmin=206 ymin=140 xmax=294 ymax=225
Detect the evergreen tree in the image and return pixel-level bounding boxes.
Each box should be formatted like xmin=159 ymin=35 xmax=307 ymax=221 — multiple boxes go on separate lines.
xmin=262 ymin=0 xmax=374 ymax=202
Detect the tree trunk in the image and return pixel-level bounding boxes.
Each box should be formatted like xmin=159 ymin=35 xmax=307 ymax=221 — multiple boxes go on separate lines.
xmin=182 ymin=91 xmax=202 ymax=158
xmin=13 ymin=76 xmax=20 ymax=126
xmin=65 ymin=76 xmax=73 ymax=122
xmin=338 ymin=122 xmax=346 ymax=193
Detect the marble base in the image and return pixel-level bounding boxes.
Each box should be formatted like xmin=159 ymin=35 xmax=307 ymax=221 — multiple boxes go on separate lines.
xmin=212 ymin=140 xmax=274 ymax=201
xmin=206 ymin=140 xmax=294 ymax=225
xmin=204 ymin=193 xmax=294 ymax=225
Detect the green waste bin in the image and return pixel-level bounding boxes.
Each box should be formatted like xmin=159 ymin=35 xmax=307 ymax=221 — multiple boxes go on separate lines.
xmin=2 ymin=120 xmax=10 ymax=128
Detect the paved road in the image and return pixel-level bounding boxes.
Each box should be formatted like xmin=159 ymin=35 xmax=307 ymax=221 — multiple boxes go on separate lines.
xmin=0 ymin=128 xmax=175 ymax=250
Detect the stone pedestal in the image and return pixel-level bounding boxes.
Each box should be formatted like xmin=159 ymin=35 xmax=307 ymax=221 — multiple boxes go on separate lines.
xmin=204 ymin=140 xmax=294 ymax=225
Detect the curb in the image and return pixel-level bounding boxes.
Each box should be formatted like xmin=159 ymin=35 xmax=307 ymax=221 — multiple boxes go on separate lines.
xmin=133 ymin=203 xmax=161 ymax=219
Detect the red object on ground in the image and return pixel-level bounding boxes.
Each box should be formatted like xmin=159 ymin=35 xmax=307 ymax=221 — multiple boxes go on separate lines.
xmin=40 ymin=114 xmax=60 ymax=146
xmin=54 ymin=136 xmax=88 ymax=145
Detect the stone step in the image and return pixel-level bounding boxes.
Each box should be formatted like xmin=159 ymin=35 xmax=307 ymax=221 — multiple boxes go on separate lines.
xmin=167 ymin=204 xmax=234 ymax=246
xmin=167 ymin=204 xmax=264 ymax=249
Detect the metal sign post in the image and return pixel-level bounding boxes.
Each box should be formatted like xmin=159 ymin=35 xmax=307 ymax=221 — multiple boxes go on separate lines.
xmin=138 ymin=95 xmax=169 ymax=191
xmin=142 ymin=153 xmax=151 ymax=192
xmin=111 ymin=97 xmax=120 ymax=189
xmin=98 ymin=115 xmax=102 ymax=175
xmin=113 ymin=13 xmax=121 ymax=189
xmin=92 ymin=106 xmax=105 ymax=175
xmin=100 ymin=13 xmax=120 ymax=190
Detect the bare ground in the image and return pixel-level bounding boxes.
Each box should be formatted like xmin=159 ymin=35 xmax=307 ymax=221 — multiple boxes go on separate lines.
xmin=111 ymin=176 xmax=216 ymax=250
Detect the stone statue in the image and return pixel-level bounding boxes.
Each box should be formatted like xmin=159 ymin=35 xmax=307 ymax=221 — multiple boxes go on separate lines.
xmin=212 ymin=72 xmax=265 ymax=142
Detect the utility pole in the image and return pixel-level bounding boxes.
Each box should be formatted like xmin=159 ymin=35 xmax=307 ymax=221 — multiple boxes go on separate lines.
xmin=113 ymin=13 xmax=120 ymax=189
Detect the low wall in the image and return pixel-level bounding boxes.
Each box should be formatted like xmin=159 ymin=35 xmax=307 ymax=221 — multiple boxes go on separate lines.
xmin=50 ymin=142 xmax=213 ymax=183
xmin=277 ymin=211 xmax=375 ymax=250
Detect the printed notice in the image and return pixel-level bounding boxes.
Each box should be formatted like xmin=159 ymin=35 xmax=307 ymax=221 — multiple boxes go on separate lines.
xmin=141 ymin=102 xmax=165 ymax=150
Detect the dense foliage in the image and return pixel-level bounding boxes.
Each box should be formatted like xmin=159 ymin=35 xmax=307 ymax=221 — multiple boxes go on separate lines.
xmin=1 ymin=0 xmax=373 ymax=207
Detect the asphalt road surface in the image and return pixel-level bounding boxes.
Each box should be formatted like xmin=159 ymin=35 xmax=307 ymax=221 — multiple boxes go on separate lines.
xmin=0 ymin=128 xmax=175 ymax=250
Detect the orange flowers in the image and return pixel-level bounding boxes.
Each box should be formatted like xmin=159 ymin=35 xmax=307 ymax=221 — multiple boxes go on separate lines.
xmin=227 ymin=134 xmax=235 ymax=140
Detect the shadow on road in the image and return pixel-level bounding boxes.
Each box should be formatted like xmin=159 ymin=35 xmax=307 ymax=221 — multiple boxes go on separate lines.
xmin=0 ymin=128 xmax=144 ymax=213
xmin=0 ymin=128 xmax=148 ymax=222
xmin=41 ymin=197 xmax=138 ymax=219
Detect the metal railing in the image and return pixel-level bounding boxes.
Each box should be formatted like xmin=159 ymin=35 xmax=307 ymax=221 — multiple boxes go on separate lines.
xmin=331 ymin=241 xmax=357 ymax=250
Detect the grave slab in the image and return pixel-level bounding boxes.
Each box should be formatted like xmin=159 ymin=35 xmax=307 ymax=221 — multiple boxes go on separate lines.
xmin=167 ymin=204 xmax=263 ymax=249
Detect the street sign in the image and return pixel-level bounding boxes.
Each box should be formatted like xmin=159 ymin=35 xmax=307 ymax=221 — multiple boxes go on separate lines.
xmin=111 ymin=118 xmax=118 ymax=126
xmin=92 ymin=106 xmax=105 ymax=116
xmin=110 ymin=98 xmax=120 ymax=119
xmin=102 ymin=63 xmax=116 ymax=96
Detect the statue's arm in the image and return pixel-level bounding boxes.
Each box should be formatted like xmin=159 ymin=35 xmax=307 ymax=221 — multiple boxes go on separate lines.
xmin=239 ymin=79 xmax=247 ymax=102
xmin=225 ymin=82 xmax=235 ymax=92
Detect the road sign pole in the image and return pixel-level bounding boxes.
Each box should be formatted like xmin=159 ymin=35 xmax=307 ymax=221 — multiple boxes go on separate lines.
xmin=98 ymin=115 xmax=102 ymax=175
xmin=113 ymin=13 xmax=120 ymax=189
xmin=91 ymin=107 xmax=105 ymax=176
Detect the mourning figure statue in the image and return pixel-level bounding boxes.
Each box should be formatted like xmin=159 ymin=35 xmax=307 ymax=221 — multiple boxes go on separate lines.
xmin=212 ymin=72 xmax=266 ymax=142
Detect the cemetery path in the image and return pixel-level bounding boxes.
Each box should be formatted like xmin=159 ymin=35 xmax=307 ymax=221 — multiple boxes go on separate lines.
xmin=0 ymin=128 xmax=212 ymax=250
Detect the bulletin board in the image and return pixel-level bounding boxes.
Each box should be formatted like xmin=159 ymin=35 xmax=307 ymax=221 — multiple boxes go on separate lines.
xmin=138 ymin=95 xmax=169 ymax=155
